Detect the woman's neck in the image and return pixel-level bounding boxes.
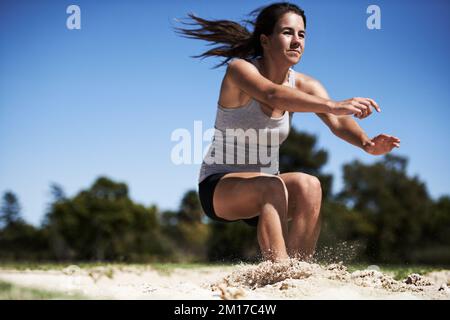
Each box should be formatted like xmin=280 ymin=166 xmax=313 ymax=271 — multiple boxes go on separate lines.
xmin=257 ymin=57 xmax=291 ymax=85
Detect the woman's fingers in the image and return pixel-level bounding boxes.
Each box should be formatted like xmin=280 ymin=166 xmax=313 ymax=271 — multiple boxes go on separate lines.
xmin=353 ymin=111 xmax=363 ymax=118
xmin=375 ymin=134 xmax=401 ymax=148
xmin=380 ymin=134 xmax=401 ymax=143
xmin=347 ymin=105 xmax=363 ymax=117
xmin=359 ymin=97 xmax=380 ymax=113
xmin=351 ymin=98 xmax=382 ymax=119
xmin=358 ymin=101 xmax=372 ymax=118
xmin=355 ymin=98 xmax=372 ymax=109
xmin=336 ymin=98 xmax=381 ymax=118
xmin=366 ymin=98 xmax=381 ymax=112
xmin=352 ymin=101 xmax=371 ymax=118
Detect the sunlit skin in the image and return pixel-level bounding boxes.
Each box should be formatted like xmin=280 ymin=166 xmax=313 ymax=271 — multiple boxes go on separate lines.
xmin=258 ymin=12 xmax=400 ymax=155
xmin=262 ymin=12 xmax=400 ymax=259
xmin=213 ymin=12 xmax=400 ymax=261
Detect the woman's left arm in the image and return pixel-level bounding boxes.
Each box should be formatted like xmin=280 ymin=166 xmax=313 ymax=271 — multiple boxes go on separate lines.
xmin=332 ymin=116 xmax=401 ymax=155
xmin=304 ymin=76 xmax=400 ymax=155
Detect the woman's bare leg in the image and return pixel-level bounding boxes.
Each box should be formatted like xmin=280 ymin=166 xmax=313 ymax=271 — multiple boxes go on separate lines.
xmin=279 ymin=172 xmax=322 ymax=260
xmin=213 ymin=172 xmax=289 ymax=261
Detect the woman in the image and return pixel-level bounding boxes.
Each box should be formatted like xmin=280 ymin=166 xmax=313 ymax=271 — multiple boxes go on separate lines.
xmin=176 ymin=2 xmax=400 ymax=261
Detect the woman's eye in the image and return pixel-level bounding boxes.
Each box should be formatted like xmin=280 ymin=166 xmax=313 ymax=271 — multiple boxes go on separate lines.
xmin=284 ymin=32 xmax=304 ymax=38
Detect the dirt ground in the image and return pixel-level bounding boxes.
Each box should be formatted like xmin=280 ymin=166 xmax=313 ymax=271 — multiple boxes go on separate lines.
xmin=0 ymin=260 xmax=449 ymax=300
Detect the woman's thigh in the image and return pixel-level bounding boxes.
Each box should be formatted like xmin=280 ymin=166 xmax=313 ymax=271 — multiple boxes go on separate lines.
xmin=213 ymin=172 xmax=287 ymax=221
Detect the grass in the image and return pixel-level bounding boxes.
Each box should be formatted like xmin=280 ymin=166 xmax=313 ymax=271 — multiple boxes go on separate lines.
xmin=0 ymin=280 xmax=87 ymax=300
xmin=345 ymin=263 xmax=447 ymax=280
xmin=376 ymin=265 xmax=445 ymax=281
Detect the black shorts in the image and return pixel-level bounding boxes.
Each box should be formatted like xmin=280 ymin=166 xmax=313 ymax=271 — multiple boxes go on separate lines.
xmin=198 ymin=173 xmax=259 ymax=227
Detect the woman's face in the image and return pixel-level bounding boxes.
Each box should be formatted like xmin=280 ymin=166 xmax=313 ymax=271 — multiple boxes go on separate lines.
xmin=261 ymin=12 xmax=305 ymax=65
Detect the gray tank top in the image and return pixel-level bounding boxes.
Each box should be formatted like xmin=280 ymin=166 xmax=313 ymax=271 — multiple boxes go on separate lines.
xmin=198 ymin=59 xmax=295 ymax=183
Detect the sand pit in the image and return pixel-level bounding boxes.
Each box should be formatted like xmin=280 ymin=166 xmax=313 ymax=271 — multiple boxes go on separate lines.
xmin=212 ymin=260 xmax=450 ymax=300
xmin=0 ymin=260 xmax=449 ymax=300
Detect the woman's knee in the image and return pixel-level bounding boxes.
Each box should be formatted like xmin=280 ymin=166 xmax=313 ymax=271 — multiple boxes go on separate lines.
xmin=288 ymin=174 xmax=322 ymax=219
xmin=309 ymin=176 xmax=322 ymax=198
xmin=292 ymin=174 xmax=322 ymax=200
xmin=258 ymin=176 xmax=289 ymax=208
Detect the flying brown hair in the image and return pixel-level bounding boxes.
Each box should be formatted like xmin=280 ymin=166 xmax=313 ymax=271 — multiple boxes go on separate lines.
xmin=174 ymin=2 xmax=306 ymax=68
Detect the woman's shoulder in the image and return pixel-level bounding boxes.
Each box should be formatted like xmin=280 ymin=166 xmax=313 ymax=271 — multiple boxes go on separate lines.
xmin=293 ymin=71 xmax=323 ymax=94
xmin=227 ymin=57 xmax=258 ymax=70
xmin=219 ymin=58 xmax=257 ymax=108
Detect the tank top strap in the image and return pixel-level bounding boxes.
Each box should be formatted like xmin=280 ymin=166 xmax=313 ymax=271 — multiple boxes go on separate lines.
xmin=289 ymin=68 xmax=296 ymax=88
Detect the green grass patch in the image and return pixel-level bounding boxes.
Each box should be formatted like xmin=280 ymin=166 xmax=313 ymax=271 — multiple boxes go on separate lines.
xmin=377 ymin=265 xmax=445 ymax=281
xmin=0 ymin=280 xmax=87 ymax=300
xmin=345 ymin=263 xmax=446 ymax=280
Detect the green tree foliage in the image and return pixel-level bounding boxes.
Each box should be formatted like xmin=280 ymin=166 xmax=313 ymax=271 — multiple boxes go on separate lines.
xmin=161 ymin=191 xmax=259 ymax=263
xmin=428 ymin=196 xmax=450 ymax=245
xmin=161 ymin=190 xmax=210 ymax=261
xmin=44 ymin=177 xmax=171 ymax=261
xmin=0 ymin=191 xmax=49 ymax=260
xmin=418 ymin=195 xmax=450 ymax=263
xmin=1 ymin=133 xmax=449 ymax=265
xmin=337 ymin=154 xmax=434 ymax=263
xmin=179 ymin=190 xmax=203 ymax=223
xmin=49 ymin=183 xmax=66 ymax=202
xmin=0 ymin=191 xmax=22 ymax=226
xmin=207 ymin=221 xmax=258 ymax=262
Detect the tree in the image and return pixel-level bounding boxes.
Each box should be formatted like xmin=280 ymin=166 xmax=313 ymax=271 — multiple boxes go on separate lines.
xmin=161 ymin=190 xmax=210 ymax=261
xmin=207 ymin=221 xmax=258 ymax=262
xmin=337 ymin=154 xmax=432 ymax=263
xmin=0 ymin=191 xmax=50 ymax=260
xmin=49 ymin=183 xmax=66 ymax=202
xmin=179 ymin=190 xmax=203 ymax=223
xmin=428 ymin=196 xmax=450 ymax=245
xmin=418 ymin=195 xmax=450 ymax=264
xmin=0 ymin=191 xmax=22 ymax=227
xmin=44 ymin=177 xmax=171 ymax=261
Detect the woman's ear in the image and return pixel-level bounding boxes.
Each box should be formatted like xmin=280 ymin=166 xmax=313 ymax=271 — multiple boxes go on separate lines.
xmin=260 ymin=34 xmax=269 ymax=48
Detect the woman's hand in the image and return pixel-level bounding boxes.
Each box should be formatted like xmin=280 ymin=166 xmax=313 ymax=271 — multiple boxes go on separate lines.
xmin=363 ymin=134 xmax=401 ymax=155
xmin=329 ymin=97 xmax=381 ymax=119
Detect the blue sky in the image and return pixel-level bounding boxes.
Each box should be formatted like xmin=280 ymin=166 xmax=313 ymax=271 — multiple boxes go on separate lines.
xmin=1 ymin=0 xmax=449 ymax=226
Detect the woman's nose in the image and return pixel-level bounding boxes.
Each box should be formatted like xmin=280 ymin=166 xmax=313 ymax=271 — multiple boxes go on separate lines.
xmin=292 ymin=35 xmax=300 ymax=43
xmin=291 ymin=35 xmax=301 ymax=45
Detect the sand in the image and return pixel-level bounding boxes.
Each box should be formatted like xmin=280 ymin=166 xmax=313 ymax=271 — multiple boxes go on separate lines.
xmin=0 ymin=260 xmax=449 ymax=300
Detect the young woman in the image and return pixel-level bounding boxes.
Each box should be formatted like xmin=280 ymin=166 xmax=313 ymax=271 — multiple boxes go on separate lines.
xmin=176 ymin=2 xmax=400 ymax=261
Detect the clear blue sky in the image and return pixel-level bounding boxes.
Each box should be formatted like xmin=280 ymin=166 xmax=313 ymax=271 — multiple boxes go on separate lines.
xmin=1 ymin=0 xmax=449 ymax=226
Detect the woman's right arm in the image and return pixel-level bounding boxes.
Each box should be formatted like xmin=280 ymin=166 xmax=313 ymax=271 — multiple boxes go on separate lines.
xmin=227 ymin=59 xmax=378 ymax=117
